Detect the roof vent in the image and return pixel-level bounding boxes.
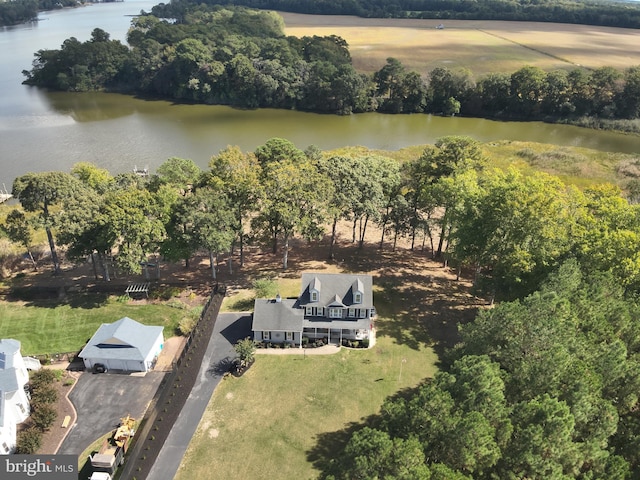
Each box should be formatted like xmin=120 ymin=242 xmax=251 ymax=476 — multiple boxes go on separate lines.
xmin=275 ymin=293 xmax=282 ymax=303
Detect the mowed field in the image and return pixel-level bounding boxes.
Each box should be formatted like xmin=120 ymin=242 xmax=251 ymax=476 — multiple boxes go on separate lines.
xmin=281 ymin=12 xmax=640 ymax=77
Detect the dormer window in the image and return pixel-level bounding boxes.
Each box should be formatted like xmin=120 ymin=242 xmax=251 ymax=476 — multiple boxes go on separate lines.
xmin=352 ymin=278 xmax=364 ymax=304
xmin=309 ymin=276 xmax=321 ymax=302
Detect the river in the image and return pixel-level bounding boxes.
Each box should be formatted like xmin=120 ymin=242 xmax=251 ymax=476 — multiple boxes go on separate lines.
xmin=1 ymin=1 xmax=640 ymax=188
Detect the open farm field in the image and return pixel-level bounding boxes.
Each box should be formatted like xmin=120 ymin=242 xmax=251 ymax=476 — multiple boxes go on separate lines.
xmin=281 ymin=13 xmax=640 ymax=77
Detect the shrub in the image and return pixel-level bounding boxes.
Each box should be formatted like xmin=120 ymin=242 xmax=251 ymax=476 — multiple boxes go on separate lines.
xmin=252 ymin=277 xmax=278 ymax=298
xmin=234 ymin=337 xmax=256 ymax=367
xmin=362 ymin=338 xmax=370 ymax=348
xmin=32 ymin=385 xmax=58 ymax=405
xmin=151 ymin=286 xmax=182 ymax=300
xmin=30 ymin=369 xmax=56 ymax=390
xmin=16 ymin=427 xmax=42 ymax=454
xmin=32 ymin=404 xmax=57 ymax=431
xmin=178 ymin=316 xmax=197 ymax=336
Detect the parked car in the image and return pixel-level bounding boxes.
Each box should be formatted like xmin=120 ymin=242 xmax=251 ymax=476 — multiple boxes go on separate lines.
xmin=93 ymin=363 xmax=108 ymax=374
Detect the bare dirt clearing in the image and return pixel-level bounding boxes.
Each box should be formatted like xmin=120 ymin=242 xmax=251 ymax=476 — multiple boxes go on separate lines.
xmin=281 ymin=13 xmax=640 ymax=76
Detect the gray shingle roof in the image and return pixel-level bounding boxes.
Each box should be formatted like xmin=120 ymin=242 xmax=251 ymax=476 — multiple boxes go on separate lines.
xmin=79 ymin=317 xmax=163 ymax=362
xmin=252 ymin=299 xmax=303 ymax=332
xmin=0 ymin=339 xmax=21 ymax=394
xmin=299 ymin=273 xmax=373 ymax=308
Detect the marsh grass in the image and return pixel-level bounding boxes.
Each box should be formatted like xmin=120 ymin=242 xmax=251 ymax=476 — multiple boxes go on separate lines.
xmin=482 ymin=140 xmax=628 ymax=187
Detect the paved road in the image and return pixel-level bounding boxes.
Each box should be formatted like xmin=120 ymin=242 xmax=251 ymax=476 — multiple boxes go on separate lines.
xmin=146 ymin=313 xmax=252 ymax=480
xmin=58 ymin=370 xmax=166 ymax=455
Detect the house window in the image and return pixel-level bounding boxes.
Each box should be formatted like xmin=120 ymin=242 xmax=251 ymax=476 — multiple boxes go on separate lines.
xmin=316 ymin=307 xmax=324 ymax=316
xmin=263 ymin=331 xmax=270 ymax=341
xmin=359 ymin=309 xmax=367 ymax=318
xmin=354 ymin=292 xmax=362 ymax=304
xmin=306 ymin=306 xmax=313 ymax=316
xmin=329 ymin=308 xmax=342 ymax=319
xmin=348 ymin=308 xmax=355 ymax=318
xmin=311 ymin=291 xmax=318 ymax=302
xmin=286 ymin=332 xmax=293 ymax=341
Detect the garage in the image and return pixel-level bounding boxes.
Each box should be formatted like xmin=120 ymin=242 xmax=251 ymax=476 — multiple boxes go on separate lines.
xmin=79 ymin=317 xmax=164 ymax=373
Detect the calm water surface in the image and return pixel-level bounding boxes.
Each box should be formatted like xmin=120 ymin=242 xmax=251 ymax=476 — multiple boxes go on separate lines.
xmin=2 ymin=2 xmax=640 ymax=187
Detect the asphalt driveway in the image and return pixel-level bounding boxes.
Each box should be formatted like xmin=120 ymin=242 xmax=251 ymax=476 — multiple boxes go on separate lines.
xmin=58 ymin=370 xmax=166 ymax=456
xmin=146 ymin=313 xmax=252 ymax=480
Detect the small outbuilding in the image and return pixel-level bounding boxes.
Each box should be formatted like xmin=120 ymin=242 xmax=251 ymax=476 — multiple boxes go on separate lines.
xmin=79 ymin=317 xmax=164 ymax=373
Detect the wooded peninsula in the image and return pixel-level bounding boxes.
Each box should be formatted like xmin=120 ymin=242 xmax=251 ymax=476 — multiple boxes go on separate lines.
xmin=19 ymin=4 xmax=640 ymax=132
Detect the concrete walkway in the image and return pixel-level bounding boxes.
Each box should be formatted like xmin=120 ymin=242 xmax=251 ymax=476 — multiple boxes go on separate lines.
xmin=146 ymin=313 xmax=251 ymax=480
xmin=255 ymin=344 xmax=341 ymax=355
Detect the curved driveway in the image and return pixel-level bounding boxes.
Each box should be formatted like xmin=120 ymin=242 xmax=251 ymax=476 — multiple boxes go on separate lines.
xmin=58 ymin=370 xmax=165 ymax=455
xmin=146 ymin=313 xmax=252 ymax=480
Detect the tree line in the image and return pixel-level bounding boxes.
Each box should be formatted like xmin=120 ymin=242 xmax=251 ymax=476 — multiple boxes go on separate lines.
xmin=326 ymin=260 xmax=640 ymax=478
xmin=0 ymin=0 xmax=80 ymax=27
xmin=207 ymin=0 xmax=640 ymax=29
xmin=4 ymin=136 xmax=640 ymax=476
xmin=21 ymin=5 xmax=640 ymax=129
xmin=4 ymin=136 xmax=640 ymax=301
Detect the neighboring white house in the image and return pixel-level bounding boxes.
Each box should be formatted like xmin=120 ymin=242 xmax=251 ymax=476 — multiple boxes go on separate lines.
xmin=252 ymin=273 xmax=376 ymax=347
xmin=0 ymin=339 xmax=31 ymax=454
xmin=79 ymin=317 xmax=164 ymax=372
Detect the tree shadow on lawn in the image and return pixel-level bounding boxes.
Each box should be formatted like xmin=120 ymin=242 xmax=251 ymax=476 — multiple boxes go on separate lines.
xmin=5 ymin=289 xmax=110 ymax=309
xmin=307 ymin=382 xmax=427 ymax=477
xmin=375 ymin=272 xmax=482 ymax=360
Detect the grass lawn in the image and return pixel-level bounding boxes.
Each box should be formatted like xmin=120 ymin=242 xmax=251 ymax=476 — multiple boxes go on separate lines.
xmin=175 ymin=328 xmax=436 ymax=480
xmin=0 ymin=295 xmax=187 ymax=356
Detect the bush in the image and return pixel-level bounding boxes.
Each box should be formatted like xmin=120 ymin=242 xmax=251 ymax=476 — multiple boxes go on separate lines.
xmin=16 ymin=427 xmax=42 ymax=454
xmin=252 ymin=277 xmax=278 ymax=298
xmin=32 ymin=385 xmax=58 ymax=405
xmin=178 ymin=315 xmax=198 ymax=336
xmin=30 ymin=369 xmax=56 ymax=390
xmin=151 ymin=286 xmax=182 ymax=300
xmin=234 ymin=337 xmax=256 ymax=367
xmin=32 ymin=404 xmax=57 ymax=431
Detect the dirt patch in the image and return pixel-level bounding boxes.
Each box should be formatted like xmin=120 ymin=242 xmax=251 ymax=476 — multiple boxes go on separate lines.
xmin=281 ymin=13 xmax=640 ymax=76
xmin=155 ymin=336 xmax=187 ymax=372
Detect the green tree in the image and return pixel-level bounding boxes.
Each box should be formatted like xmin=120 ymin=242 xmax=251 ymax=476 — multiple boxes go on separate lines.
xmin=71 ymin=161 xmax=114 ymax=194
xmin=510 ymin=65 xmax=546 ymax=117
xmin=253 ymin=138 xmax=332 ymax=268
xmin=453 ymin=168 xmax=575 ymax=299
xmin=208 ymin=146 xmax=262 ymax=267
xmin=191 ymin=188 xmax=236 ymax=279
xmin=3 ymin=209 xmax=37 ymax=270
xmin=99 ymin=187 xmax=165 ymax=274
xmin=12 ymin=172 xmax=89 ymax=275
xmin=234 ymin=337 xmax=256 ymax=368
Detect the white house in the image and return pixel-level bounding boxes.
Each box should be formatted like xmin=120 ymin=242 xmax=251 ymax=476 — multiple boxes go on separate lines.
xmin=0 ymin=339 xmax=31 ymax=454
xmin=252 ymin=273 xmax=376 ymax=347
xmin=79 ymin=317 xmax=164 ymax=372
